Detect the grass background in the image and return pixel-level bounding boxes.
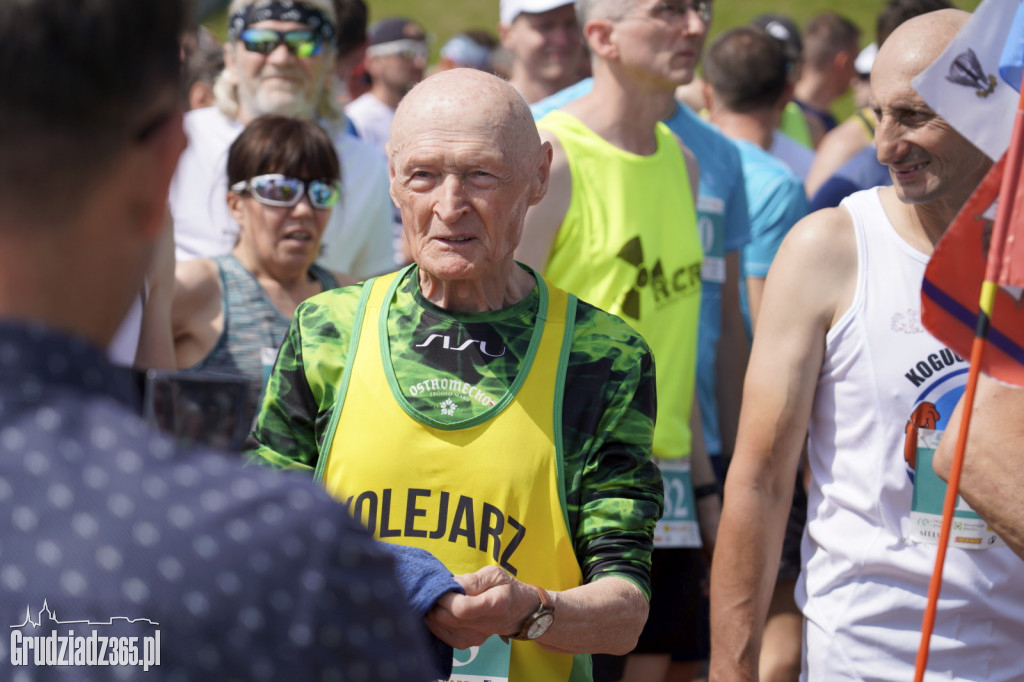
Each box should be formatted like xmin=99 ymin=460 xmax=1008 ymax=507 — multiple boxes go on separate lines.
xmin=207 ymin=1 xmax=983 ymax=54
xmin=205 ymin=0 xmax=984 ymax=118
xmin=207 ymin=1 xmax=984 ymax=56
xmin=354 ymin=0 xmax=983 ymax=50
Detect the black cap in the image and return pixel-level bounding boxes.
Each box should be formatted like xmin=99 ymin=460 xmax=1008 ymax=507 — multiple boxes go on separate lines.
xmin=752 ymin=14 xmax=802 ymax=65
xmin=368 ymin=17 xmax=425 ymax=46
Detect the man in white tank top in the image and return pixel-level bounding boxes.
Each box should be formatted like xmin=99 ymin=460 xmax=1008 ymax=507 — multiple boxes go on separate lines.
xmin=710 ymin=9 xmax=1024 ymax=682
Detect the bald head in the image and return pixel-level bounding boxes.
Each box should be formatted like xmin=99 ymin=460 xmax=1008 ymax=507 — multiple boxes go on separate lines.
xmin=873 ymin=8 xmax=969 ymax=82
xmin=386 ymin=68 xmax=551 ymax=293
xmin=390 ymin=68 xmax=541 ymax=162
xmin=871 ymin=7 xmax=989 ymax=214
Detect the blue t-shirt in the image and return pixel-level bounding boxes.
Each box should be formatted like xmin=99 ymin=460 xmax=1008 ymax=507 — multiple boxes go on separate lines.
xmin=732 ymin=138 xmax=809 ymax=334
xmin=533 ymin=79 xmax=752 ymax=457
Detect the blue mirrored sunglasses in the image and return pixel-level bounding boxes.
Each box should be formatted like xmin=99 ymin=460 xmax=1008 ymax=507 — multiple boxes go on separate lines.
xmin=240 ymin=28 xmax=324 ymax=58
xmin=230 ymin=174 xmax=340 ymax=210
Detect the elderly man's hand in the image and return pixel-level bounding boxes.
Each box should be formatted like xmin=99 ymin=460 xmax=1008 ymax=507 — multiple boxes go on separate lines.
xmin=424 ymin=565 xmax=541 ymax=649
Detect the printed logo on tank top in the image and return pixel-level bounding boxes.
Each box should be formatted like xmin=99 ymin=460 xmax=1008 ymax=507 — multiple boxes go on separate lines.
xmin=616 ymin=236 xmax=702 ymax=320
xmin=891 ymin=308 xmax=926 ymax=334
xmin=407 ymin=376 xmax=498 ymax=416
xmin=414 ymin=332 xmax=507 ymax=359
xmin=900 ymin=345 xmax=968 ymax=482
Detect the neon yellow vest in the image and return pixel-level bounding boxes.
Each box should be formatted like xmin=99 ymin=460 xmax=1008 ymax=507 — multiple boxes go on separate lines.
xmin=538 ymin=111 xmax=702 ymax=459
xmin=317 ymin=269 xmax=590 ymax=682
xmin=779 ymin=101 xmax=814 ymax=148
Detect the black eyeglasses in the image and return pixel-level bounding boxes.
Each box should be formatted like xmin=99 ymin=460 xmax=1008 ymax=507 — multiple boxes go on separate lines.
xmin=650 ymin=1 xmax=713 ymax=24
xmin=239 ymin=28 xmax=324 ymax=58
xmin=230 ymin=174 xmax=340 ymax=210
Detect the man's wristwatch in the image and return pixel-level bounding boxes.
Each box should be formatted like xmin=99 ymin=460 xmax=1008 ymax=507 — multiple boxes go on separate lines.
xmin=507 ymin=584 xmax=554 ymax=641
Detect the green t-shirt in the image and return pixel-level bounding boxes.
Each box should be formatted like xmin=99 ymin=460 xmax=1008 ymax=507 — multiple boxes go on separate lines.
xmin=248 ymin=266 xmax=663 ymax=595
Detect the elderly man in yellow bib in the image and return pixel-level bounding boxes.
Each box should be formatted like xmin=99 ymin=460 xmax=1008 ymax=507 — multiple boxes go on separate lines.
xmin=248 ymin=67 xmax=663 ymax=681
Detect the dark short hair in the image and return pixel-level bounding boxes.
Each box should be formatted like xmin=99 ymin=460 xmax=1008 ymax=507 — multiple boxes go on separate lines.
xmin=877 ymin=0 xmax=953 ymax=45
xmin=332 ymin=0 xmax=368 ymax=58
xmin=705 ymin=27 xmax=789 ymax=114
xmin=227 ymin=116 xmax=341 ymax=186
xmin=803 ymin=12 xmax=860 ymax=71
xmin=0 ymin=0 xmax=186 ymax=221
xmin=183 ymin=28 xmax=225 ymax=105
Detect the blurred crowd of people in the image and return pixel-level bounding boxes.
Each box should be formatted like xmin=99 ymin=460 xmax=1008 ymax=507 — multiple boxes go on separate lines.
xmin=2 ymin=0 xmax=1023 ymax=681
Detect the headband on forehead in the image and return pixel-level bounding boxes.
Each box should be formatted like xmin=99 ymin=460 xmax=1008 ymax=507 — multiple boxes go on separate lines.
xmin=228 ymin=1 xmax=336 ymax=44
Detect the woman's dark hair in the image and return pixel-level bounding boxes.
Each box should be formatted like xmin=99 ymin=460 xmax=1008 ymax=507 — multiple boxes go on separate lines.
xmin=227 ymin=115 xmax=341 ymax=186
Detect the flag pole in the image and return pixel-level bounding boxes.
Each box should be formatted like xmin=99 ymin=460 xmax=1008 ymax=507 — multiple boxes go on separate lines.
xmin=914 ymin=78 xmax=1024 ymax=682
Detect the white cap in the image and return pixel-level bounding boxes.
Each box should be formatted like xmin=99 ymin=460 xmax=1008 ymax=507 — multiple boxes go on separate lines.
xmin=855 ymin=43 xmax=877 ymax=77
xmin=500 ymin=0 xmax=574 ymax=26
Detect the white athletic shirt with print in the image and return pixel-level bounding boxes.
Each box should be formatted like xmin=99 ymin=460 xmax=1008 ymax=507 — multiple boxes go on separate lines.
xmin=797 ymin=187 xmax=1024 ymax=681
xmin=168 ymin=107 xmax=396 ymax=280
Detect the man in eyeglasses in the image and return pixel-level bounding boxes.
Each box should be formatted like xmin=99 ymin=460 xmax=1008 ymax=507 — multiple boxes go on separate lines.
xmin=345 ymin=17 xmax=428 ymax=155
xmin=169 ymin=0 xmax=398 ymax=279
xmin=0 ymin=0 xmax=432 ymax=678
xmin=519 ymin=2 xmax=726 ymax=680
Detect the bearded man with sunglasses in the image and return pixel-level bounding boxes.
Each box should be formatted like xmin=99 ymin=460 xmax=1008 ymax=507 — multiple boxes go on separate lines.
xmin=169 ymin=0 xmax=397 ymax=279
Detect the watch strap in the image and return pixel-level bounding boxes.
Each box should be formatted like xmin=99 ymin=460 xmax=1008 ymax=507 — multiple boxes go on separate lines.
xmin=504 ymin=584 xmax=554 ymax=641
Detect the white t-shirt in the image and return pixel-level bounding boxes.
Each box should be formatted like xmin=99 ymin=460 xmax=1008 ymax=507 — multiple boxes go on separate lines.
xmin=344 ymin=92 xmax=396 ymax=156
xmin=108 ymin=292 xmax=144 ymax=367
xmin=168 ymin=107 xmax=397 ymax=280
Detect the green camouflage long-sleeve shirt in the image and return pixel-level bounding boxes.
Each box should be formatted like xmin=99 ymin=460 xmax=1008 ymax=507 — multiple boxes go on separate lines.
xmin=248 ymin=266 xmax=663 ymax=596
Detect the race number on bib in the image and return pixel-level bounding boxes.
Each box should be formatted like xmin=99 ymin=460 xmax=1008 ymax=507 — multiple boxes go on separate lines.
xmin=909 ymin=429 xmax=1005 ymax=549
xmin=653 ymin=457 xmax=701 ymax=548
xmin=445 ymin=635 xmax=510 ymax=682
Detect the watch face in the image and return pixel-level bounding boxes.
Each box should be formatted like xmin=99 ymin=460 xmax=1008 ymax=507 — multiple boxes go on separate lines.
xmin=527 ymin=612 xmax=554 ymax=639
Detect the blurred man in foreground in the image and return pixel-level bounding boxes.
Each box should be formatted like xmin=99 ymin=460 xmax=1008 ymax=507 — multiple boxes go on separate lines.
xmin=0 ymin=0 xmax=430 ymax=679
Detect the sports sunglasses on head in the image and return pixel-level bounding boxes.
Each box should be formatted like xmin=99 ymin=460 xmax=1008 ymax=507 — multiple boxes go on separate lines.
xmin=230 ymin=174 xmax=340 ymax=210
xmin=239 ymin=28 xmax=323 ymax=58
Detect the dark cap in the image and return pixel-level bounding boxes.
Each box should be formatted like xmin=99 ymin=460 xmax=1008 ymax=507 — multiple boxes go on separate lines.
xmin=368 ymin=17 xmax=425 ymax=46
xmin=752 ymin=14 xmax=802 ymax=65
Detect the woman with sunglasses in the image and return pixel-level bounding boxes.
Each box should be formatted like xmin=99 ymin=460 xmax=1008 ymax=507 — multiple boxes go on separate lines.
xmin=172 ymin=115 xmax=353 ymax=426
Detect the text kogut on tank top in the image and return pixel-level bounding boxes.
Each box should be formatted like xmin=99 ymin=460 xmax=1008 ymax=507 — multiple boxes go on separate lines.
xmin=899 ymin=346 xmax=1006 ymax=549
